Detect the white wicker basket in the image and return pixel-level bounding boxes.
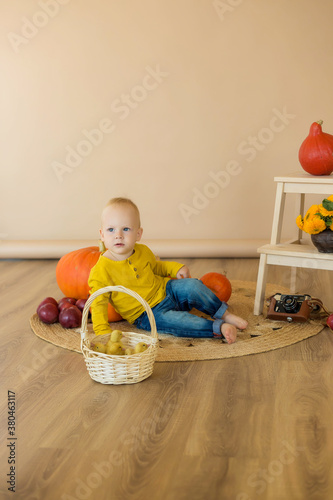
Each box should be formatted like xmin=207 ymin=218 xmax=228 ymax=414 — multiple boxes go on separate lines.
xmin=80 ymin=285 xmax=159 ymax=385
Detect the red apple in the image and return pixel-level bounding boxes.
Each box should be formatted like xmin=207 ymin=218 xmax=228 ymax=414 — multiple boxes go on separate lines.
xmin=38 ymin=303 xmax=59 ymax=324
xmin=326 ymin=314 xmax=333 ymax=330
xmin=58 ymin=297 xmax=77 ymax=310
xmin=75 ymin=298 xmax=87 ymax=312
xmin=59 ymin=301 xmax=75 ymax=312
xmin=59 ymin=306 xmax=82 ymax=328
xmin=37 ymin=297 xmax=58 ymax=314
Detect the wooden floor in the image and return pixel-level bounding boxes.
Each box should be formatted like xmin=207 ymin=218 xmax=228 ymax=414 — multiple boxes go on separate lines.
xmin=1 ymin=257 xmax=333 ymax=500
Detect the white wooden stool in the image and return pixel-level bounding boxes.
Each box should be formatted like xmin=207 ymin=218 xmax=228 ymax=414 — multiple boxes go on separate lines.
xmin=253 ymin=172 xmax=333 ymax=315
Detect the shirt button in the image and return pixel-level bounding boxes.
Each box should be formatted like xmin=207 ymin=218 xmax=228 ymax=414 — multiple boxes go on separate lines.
xmin=128 ymin=260 xmax=132 ymax=264
xmin=134 ymin=267 xmax=137 ymax=271
xmin=136 ymin=274 xmax=139 ymax=279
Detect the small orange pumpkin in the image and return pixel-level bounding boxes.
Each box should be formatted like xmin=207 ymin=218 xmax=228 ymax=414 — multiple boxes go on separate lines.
xmin=56 ymin=244 xmax=122 ymax=322
xmin=200 ymin=272 xmax=232 ymax=302
xmin=298 ymin=120 xmax=333 ymax=175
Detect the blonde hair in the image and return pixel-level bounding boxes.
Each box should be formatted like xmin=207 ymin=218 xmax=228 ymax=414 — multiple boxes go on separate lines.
xmin=103 ymin=197 xmax=141 ymax=226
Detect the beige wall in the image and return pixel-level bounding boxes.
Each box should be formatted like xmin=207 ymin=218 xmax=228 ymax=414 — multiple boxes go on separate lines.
xmin=1 ymin=0 xmax=333 ymax=256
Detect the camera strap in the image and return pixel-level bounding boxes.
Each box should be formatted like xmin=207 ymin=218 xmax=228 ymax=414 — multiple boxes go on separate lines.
xmin=307 ymin=298 xmax=331 ymax=318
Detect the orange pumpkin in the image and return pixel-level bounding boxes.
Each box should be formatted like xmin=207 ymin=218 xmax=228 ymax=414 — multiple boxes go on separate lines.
xmin=55 ymin=245 xmax=123 ymax=322
xmin=298 ymin=120 xmax=333 ymax=175
xmin=200 ymin=272 xmax=232 ymax=302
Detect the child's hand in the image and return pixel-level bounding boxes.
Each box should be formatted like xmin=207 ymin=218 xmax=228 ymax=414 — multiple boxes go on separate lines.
xmin=176 ymin=265 xmax=191 ymax=279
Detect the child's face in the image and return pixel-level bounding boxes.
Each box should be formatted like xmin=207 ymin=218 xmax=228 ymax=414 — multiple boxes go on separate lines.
xmin=100 ymin=204 xmax=143 ymax=259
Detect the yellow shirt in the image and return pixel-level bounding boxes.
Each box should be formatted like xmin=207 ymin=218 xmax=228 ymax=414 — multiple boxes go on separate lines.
xmin=88 ymin=243 xmax=184 ymax=335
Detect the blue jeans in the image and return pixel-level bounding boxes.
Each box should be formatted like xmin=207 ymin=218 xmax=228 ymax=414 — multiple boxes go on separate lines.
xmin=134 ymin=278 xmax=228 ymax=338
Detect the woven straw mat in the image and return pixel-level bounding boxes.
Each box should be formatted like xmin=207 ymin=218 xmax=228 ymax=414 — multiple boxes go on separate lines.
xmin=30 ymin=281 xmax=326 ymax=362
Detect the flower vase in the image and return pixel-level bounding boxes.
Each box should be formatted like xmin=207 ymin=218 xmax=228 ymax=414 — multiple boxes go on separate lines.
xmin=311 ymin=228 xmax=333 ymax=253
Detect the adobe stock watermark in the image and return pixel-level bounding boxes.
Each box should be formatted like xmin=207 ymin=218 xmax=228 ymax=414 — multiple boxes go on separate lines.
xmin=17 ymin=344 xmax=59 ymax=382
xmin=213 ymin=0 xmax=244 ymax=22
xmin=290 ymin=257 xmax=320 ymax=292
xmin=178 ymin=106 xmax=296 ymax=224
xmin=7 ymin=0 xmax=71 ymax=54
xmin=236 ymin=439 xmax=305 ymax=499
xmin=61 ymin=398 xmax=178 ymax=500
xmin=52 ymin=64 xmax=169 ymax=182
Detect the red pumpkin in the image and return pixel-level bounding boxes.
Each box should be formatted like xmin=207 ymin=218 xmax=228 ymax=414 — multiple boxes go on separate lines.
xmin=299 ymin=120 xmax=333 ymax=176
xmin=201 ymin=272 xmax=232 ymax=302
xmin=56 ymin=245 xmax=123 ymax=322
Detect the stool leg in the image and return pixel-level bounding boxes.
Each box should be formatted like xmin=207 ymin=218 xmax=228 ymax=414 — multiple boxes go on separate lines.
xmin=295 ymin=193 xmax=305 ymax=243
xmin=254 ymin=254 xmax=268 ymax=315
xmin=270 ymin=182 xmax=285 ymax=245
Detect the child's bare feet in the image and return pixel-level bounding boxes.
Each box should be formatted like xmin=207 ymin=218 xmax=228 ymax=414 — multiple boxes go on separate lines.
xmin=221 ymin=323 xmax=237 ymax=344
xmin=222 ymin=311 xmax=248 ymax=330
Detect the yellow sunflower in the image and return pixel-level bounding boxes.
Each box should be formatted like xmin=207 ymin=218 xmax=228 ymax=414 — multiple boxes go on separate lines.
xmin=296 ymin=215 xmax=304 ymax=230
xmin=303 ymin=215 xmax=326 ymax=234
xmin=304 ymin=204 xmax=320 ymax=221
xmin=317 ymin=204 xmax=333 ymax=217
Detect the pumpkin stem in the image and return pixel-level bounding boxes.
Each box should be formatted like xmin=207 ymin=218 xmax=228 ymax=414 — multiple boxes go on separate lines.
xmin=316 ymin=120 xmax=324 ymax=125
xmin=98 ymin=240 xmax=106 ymax=252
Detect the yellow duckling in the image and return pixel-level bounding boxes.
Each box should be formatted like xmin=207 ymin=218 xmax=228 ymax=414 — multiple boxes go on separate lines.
xmin=134 ymin=342 xmax=148 ymax=354
xmin=110 ymin=330 xmax=123 ymax=343
xmin=106 ymin=342 xmax=123 ymax=355
xmin=92 ymin=342 xmax=106 ymax=353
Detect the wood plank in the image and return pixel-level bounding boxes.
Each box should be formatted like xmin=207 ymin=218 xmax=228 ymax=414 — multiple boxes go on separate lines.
xmin=258 ymin=243 xmax=333 ymax=260
xmin=274 ymin=173 xmax=333 ymax=184
xmin=1 ymin=258 xmax=333 ymax=499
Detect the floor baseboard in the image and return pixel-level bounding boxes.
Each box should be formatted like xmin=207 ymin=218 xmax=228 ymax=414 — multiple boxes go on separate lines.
xmin=0 ymin=239 xmax=268 ymax=259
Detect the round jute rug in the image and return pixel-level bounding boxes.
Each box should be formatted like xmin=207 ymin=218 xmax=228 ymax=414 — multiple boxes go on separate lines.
xmin=30 ymin=281 xmax=326 ymax=362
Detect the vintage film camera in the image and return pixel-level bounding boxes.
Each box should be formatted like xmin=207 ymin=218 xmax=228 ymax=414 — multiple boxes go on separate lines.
xmin=266 ymin=293 xmax=312 ymax=322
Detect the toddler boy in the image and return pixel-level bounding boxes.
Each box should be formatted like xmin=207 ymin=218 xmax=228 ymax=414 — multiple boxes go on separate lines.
xmin=88 ymin=197 xmax=247 ymax=343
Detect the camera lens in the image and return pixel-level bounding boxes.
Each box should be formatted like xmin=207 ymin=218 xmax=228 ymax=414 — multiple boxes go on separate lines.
xmin=282 ymin=295 xmax=297 ymax=313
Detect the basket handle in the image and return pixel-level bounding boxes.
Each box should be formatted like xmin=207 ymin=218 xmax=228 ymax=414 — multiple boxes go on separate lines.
xmin=80 ymin=285 xmax=157 ymax=341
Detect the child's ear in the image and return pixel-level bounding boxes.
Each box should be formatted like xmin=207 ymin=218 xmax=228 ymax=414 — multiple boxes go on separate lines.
xmin=136 ymin=227 xmax=143 ymax=241
xmin=99 ymin=228 xmax=104 ymax=241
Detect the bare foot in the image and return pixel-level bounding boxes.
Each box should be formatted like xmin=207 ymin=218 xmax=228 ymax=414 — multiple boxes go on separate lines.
xmin=222 ymin=311 xmax=248 ymax=330
xmin=221 ymin=323 xmax=237 ymax=344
